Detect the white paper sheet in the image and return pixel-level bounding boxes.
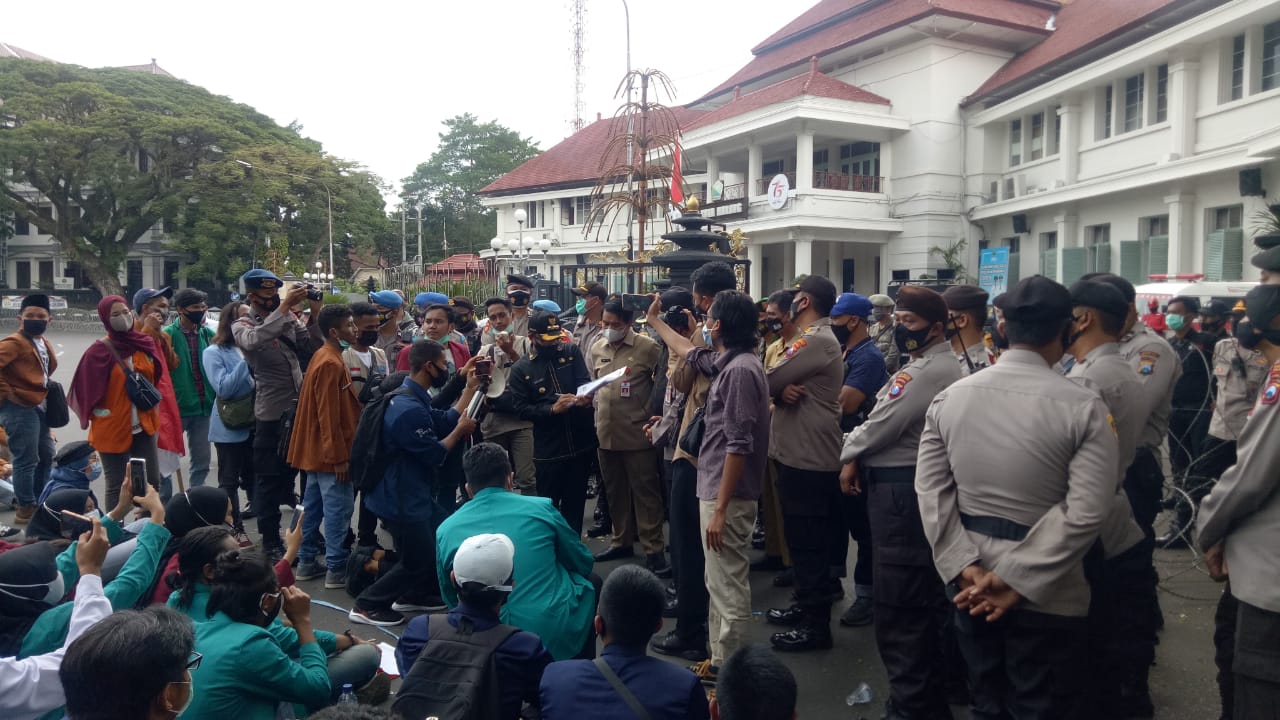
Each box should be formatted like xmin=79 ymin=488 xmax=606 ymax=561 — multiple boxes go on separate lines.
xmin=377 ymin=641 xmax=400 ymax=677
xmin=576 ymin=366 xmax=627 ymax=396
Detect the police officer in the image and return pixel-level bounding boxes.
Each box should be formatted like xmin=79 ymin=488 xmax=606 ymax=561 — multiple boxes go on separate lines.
xmin=506 ymin=274 xmax=535 ymax=338
xmin=1159 ymin=294 xmax=1215 ymax=547
xmin=764 ymin=276 xmax=845 ymax=653
xmin=1063 ymin=280 xmax=1158 ymax=718
xmin=232 ymin=268 xmax=322 ymax=560
xmin=942 ymin=285 xmax=992 ymax=375
xmin=917 ymin=276 xmax=1119 ymax=720
xmin=869 ymin=293 xmax=900 ymax=374
xmin=1198 ymin=282 xmax=1280 ymax=718
xmin=838 ymin=285 xmax=963 ymax=718
xmin=1083 ymin=273 xmax=1180 ymax=540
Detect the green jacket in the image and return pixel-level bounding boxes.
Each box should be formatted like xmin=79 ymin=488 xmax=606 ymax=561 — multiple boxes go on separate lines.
xmin=167 ymin=583 xmax=338 ymax=654
xmin=20 ymin=520 xmax=171 ymax=658
xmin=163 ymin=318 xmax=216 ymax=417
xmin=436 ymin=487 xmax=597 ymax=660
xmin=181 ymin=610 xmax=330 ymax=720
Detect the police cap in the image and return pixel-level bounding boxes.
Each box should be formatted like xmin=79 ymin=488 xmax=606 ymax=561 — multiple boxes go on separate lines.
xmin=941 ymin=284 xmax=989 ymax=311
xmin=1002 ymin=275 xmax=1072 ymax=323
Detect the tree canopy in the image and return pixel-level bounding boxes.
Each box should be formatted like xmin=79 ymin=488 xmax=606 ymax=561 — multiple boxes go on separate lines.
xmin=0 ymin=58 xmax=393 ymax=295
xmin=400 ymin=114 xmax=539 ymax=261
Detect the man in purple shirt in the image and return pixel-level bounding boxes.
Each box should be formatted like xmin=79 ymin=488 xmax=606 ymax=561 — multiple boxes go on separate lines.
xmin=647 ymin=288 xmax=770 ymax=686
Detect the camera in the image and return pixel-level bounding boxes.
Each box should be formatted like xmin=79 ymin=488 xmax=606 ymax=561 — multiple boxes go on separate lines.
xmin=663 ymin=305 xmax=690 ymax=331
xmin=474 ymin=356 xmax=493 ymax=381
xmin=294 ymin=282 xmax=324 ymax=302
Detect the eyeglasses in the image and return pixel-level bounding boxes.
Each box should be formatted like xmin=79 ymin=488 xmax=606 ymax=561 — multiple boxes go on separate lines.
xmin=186 ymin=650 xmax=203 ymax=671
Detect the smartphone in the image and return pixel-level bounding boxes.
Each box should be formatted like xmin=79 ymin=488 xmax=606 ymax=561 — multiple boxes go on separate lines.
xmin=128 ymin=458 xmax=148 ymax=499
xmin=474 ymin=356 xmax=493 ymax=380
xmin=621 ymin=293 xmax=651 ymax=314
xmin=288 ymin=505 xmax=304 ymax=532
xmin=61 ymin=509 xmax=93 ymax=524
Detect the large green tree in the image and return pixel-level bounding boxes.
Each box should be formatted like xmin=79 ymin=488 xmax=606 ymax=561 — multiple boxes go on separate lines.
xmin=0 ymin=58 xmax=392 ymax=294
xmin=401 ymin=114 xmax=539 ymax=261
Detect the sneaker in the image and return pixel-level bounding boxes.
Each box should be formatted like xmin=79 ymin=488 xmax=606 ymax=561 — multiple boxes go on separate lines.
xmin=295 ymin=559 xmax=326 ymax=582
xmin=392 ymin=596 xmax=447 ymax=613
xmin=689 ymin=659 xmax=719 ymax=687
xmin=839 ymin=596 xmax=874 ymax=627
xmin=324 ymin=569 xmax=348 ymax=589
xmin=349 ymin=605 xmax=404 ymax=627
xmin=232 ymin=528 xmax=255 ymax=549
xmin=0 ymin=522 xmax=20 ymax=539
xmin=356 ymin=669 xmax=392 ymax=705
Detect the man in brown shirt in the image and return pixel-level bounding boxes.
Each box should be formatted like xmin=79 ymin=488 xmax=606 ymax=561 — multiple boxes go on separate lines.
xmin=0 ymin=293 xmax=57 ymax=523
xmin=287 ymin=304 xmax=362 ymax=588
xmin=763 ymin=275 xmax=845 ymax=652
xmin=589 ymin=300 xmax=667 ymax=577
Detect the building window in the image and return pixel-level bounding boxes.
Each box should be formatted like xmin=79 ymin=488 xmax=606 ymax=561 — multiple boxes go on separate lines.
xmin=761 ymin=159 xmax=785 ymax=176
xmin=1123 ymin=74 xmax=1144 ymax=133
xmin=1210 ymin=205 xmax=1243 ymax=231
xmin=559 ymin=198 xmax=575 ymax=226
xmin=1087 ymin=224 xmax=1111 ymax=273
xmin=1053 ymin=107 xmax=1061 ymax=155
xmin=1155 ymin=65 xmax=1168 ymax=123
xmin=1100 ymin=86 xmax=1113 ymax=139
xmin=1030 ymin=113 xmax=1044 ymax=161
xmin=1146 ymin=215 xmax=1169 ymax=237
xmin=1009 ymin=119 xmax=1022 ymax=166
xmin=1264 ymin=21 xmax=1280 ymax=92
xmin=126 ymin=260 xmax=143 ymax=294
xmin=1230 ymin=34 xmax=1246 ymax=101
xmin=812 ymin=149 xmax=829 ymax=173
xmin=524 ymin=201 xmax=543 ymax=229
xmin=13 ymin=214 xmax=29 ymax=235
xmin=15 ymin=261 xmax=31 ymax=289
xmin=1006 ymin=236 xmax=1021 ymax=254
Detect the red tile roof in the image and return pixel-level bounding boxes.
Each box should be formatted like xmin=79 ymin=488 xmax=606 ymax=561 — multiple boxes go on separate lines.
xmin=479 ymin=106 xmax=705 ymax=196
xmin=697 ymin=0 xmax=1056 ymax=103
xmin=964 ymin=0 xmax=1188 ymax=106
xmin=0 ymin=42 xmax=55 ymax=62
xmin=684 ymin=62 xmax=890 ymax=133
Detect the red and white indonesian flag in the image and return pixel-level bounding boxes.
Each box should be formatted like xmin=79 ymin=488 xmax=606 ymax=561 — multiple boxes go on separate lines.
xmin=670 ymin=138 xmax=684 ymax=205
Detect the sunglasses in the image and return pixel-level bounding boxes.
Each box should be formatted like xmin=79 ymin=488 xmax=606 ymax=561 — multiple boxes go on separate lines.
xmin=186 ymin=650 xmax=203 ymax=671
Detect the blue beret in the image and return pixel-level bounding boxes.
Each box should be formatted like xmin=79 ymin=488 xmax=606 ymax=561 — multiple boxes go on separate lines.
xmin=369 ymin=290 xmax=404 ymax=309
xmin=241 ymin=269 xmax=283 ymax=290
xmin=532 ymin=299 xmax=562 ymax=313
xmin=415 ymin=292 xmax=449 ymax=307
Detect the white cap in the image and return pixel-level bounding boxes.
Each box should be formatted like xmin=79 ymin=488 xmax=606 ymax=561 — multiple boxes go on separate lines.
xmin=452 ymin=533 xmax=515 ymax=592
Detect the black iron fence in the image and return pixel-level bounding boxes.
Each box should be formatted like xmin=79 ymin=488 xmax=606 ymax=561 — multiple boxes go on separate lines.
xmin=558 ymin=258 xmax=752 ymax=299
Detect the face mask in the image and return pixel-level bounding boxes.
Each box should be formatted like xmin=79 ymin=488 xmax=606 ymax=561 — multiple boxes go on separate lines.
xmin=789 ymin=297 xmax=807 ymax=323
xmin=1200 ymin=318 xmax=1223 ymax=334
xmin=603 ymin=327 xmax=626 ymax=343
xmin=832 ymin=322 xmax=853 ymax=347
xmin=184 ymin=311 xmax=206 ymax=326
xmin=873 ymin=309 xmax=891 ymax=323
xmin=1236 ymin=320 xmax=1262 ymax=350
xmin=109 ymin=313 xmax=134 ymax=333
xmin=356 ymin=330 xmax=379 ymax=347
xmin=0 ymin=571 xmax=67 ymax=607
xmin=1165 ymin=313 xmax=1186 ymax=332
xmin=169 ymin=683 xmax=195 ymax=716
xmin=22 ymin=319 xmax=47 ymax=337
xmin=259 ymin=592 xmax=281 ymax=623
xmin=257 ymin=294 xmax=281 ymax=313
xmin=85 ymin=461 xmax=103 ymax=481
xmin=943 ymin=318 xmax=959 ymax=342
xmin=458 ymin=319 xmax=477 ymax=333
xmin=992 ymin=322 xmax=1009 ymax=350
xmin=894 ymin=323 xmax=933 ymax=354
xmin=575 ymin=298 xmax=587 ymax=315
xmin=429 ymin=364 xmax=449 ymax=388
xmin=509 ymin=291 xmax=531 ymax=307
xmin=764 ymin=318 xmax=783 ymax=336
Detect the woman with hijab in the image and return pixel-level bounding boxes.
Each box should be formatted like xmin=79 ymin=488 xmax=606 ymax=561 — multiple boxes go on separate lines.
xmin=15 ymin=487 xmax=170 ymax=660
xmin=67 ymin=296 xmax=166 ymax=509
xmin=35 ymin=441 xmax=100 ymax=506
xmin=144 ymin=486 xmax=233 ymax=606
xmin=0 ymin=521 xmax=112 ymax=720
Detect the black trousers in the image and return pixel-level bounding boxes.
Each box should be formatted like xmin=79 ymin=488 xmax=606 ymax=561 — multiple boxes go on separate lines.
xmin=669 ymin=458 xmax=709 ymax=640
xmin=214 ymin=439 xmax=255 ymax=528
xmin=867 ymin=467 xmax=951 ymax=719
xmin=1082 ymin=537 xmax=1159 ymax=719
xmin=1215 ymin=583 xmax=1239 ymax=720
xmin=776 ymin=462 xmax=841 ymax=624
xmin=829 ymin=490 xmax=874 ymax=592
xmin=536 ymin=451 xmax=592 ymax=534
xmin=1195 ymin=437 xmax=1238 ymax=505
xmin=1234 ymin=600 xmax=1280 ymax=720
xmin=1124 ymin=448 xmax=1164 ymax=539
xmin=252 ymin=418 xmax=297 ymax=550
xmin=356 ymin=516 xmax=438 ymax=611
xmin=954 ymin=603 xmax=1086 ymax=720
xmin=1168 ymin=407 xmax=1210 ymax=479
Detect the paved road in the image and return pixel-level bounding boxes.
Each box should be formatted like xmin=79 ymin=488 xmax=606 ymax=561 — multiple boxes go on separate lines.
xmin=6 ymin=330 xmax=1226 ymax=718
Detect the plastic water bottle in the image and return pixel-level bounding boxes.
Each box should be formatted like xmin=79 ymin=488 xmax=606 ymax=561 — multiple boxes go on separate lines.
xmin=337 ymin=683 xmax=357 ymax=705
xmin=845 ymin=681 xmax=873 ymax=706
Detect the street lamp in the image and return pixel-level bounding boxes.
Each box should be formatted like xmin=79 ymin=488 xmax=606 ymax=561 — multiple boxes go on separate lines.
xmin=513 ymin=207 xmax=527 ymax=245
xmin=235 ymin=160 xmax=334 ymax=289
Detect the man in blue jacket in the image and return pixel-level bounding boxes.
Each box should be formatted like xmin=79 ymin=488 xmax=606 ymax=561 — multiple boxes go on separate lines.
xmin=540 ymin=564 xmax=710 ymax=719
xmin=356 ymin=341 xmax=479 ymax=627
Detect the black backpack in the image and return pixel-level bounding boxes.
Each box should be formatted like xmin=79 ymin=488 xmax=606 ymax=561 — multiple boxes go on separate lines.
xmin=349 ymin=381 xmax=411 ymax=494
xmin=391 ymin=616 xmax=519 ymax=720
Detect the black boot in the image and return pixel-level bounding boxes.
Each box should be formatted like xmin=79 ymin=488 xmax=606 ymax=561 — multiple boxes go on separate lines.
xmin=770 ymin=624 xmax=833 ymax=652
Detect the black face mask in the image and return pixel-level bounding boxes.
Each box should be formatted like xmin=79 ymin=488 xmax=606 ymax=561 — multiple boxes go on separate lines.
xmin=22 ymin=319 xmax=47 ymax=337
xmin=992 ymin=327 xmax=1010 ymax=350
xmin=1201 ymin=319 xmax=1224 ymax=335
xmin=764 ymin=318 xmax=783 ymax=336
xmin=458 ymin=319 xmax=478 ymax=333
xmin=184 ymin=311 xmax=206 ymax=326
xmin=1064 ymin=315 xmax=1085 ymax=353
xmin=428 ymin=364 xmax=449 ymax=388
xmin=1235 ymin=319 xmax=1280 ymax=352
xmin=943 ymin=317 xmax=959 ymax=342
xmin=832 ymin=322 xmax=853 ymax=347
xmin=357 ymin=330 xmax=380 ymax=347
xmin=255 ymin=295 xmax=281 ymax=313
xmin=789 ymin=297 xmax=807 ymax=323
xmin=508 ymin=291 xmax=531 ymax=308
xmin=894 ymin=324 xmax=933 ymax=354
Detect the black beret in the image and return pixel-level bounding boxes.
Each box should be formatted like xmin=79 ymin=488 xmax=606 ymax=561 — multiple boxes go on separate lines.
xmin=991 ymin=292 xmax=1007 ymax=311
xmin=505 ymin=274 xmax=534 ymax=290
xmin=1201 ymin=299 xmax=1231 ymax=317
xmin=1251 ymin=245 xmax=1280 ymax=272
xmin=451 ymin=296 xmax=475 ymax=311
xmin=1254 ymin=233 xmax=1280 ymax=250
xmin=942 ymin=284 xmax=989 ymax=311
xmin=894 ymin=285 xmax=948 ymax=326
xmin=54 ymin=440 xmax=95 ymax=468
xmin=1069 ymin=280 xmax=1129 ymax=321
xmin=1080 ymin=272 xmax=1136 ymax=304
xmin=1002 ymin=275 xmax=1072 ymax=323
xmin=795 ymin=275 xmax=837 ymax=310
xmin=660 ymin=286 xmax=694 ymax=311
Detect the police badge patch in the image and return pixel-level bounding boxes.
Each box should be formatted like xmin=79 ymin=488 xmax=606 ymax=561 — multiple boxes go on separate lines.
xmin=1138 ymin=350 xmax=1158 ymax=376
xmin=887 ymin=372 xmax=912 ymax=399
xmin=1262 ymin=363 xmax=1280 ymax=406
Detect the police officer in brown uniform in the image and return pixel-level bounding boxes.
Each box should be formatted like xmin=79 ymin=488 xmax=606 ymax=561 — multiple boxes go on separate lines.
xmin=588 ymin=300 xmax=669 ymax=577
xmin=1064 ymin=280 xmax=1159 ymax=717
xmin=839 ymin=285 xmax=963 ymax=719
xmin=762 ymin=275 xmax=845 ymax=652
xmin=917 ymin=276 xmax=1119 ymax=720
xmin=942 ymin=284 xmax=992 ymax=375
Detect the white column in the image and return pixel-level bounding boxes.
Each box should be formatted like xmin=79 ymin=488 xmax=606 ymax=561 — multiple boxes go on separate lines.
xmin=1165 ymin=192 xmax=1197 ymax=274
xmin=1057 ymin=101 xmax=1081 ymax=185
xmin=1168 ymin=58 xmax=1200 ymax=160
xmin=827 ymin=241 xmax=843 ymax=287
xmin=706 ymin=150 xmax=720 ymax=196
xmin=783 ymin=240 xmax=796 ymax=285
xmin=794 ymin=237 xmax=813 ymax=279
xmin=878 ymin=139 xmax=892 ymax=196
xmin=747 ymin=142 xmax=762 ymax=198
xmin=796 ymin=130 xmax=814 ymax=193
xmin=748 ymin=241 xmax=763 ymax=297
xmin=1054 ymin=212 xmax=1077 ymax=283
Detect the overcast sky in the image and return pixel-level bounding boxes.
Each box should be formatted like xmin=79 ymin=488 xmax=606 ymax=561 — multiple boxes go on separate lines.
xmin=7 ymin=0 xmax=787 ymax=202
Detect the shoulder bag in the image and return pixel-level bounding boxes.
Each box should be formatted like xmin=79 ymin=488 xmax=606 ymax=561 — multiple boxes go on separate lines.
xmin=102 ymin=340 xmax=163 ymax=412
xmin=26 ymin=336 xmax=68 ymax=427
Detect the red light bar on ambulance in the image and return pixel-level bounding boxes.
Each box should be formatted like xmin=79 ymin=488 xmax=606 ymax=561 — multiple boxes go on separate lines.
xmin=1146 ymin=273 xmax=1205 ymax=281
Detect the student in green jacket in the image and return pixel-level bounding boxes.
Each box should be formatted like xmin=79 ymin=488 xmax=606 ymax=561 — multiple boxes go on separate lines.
xmin=163 ymin=288 xmax=216 ymax=488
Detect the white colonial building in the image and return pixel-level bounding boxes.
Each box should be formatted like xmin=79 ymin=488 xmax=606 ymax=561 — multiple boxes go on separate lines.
xmin=481 ymin=0 xmax=1280 ymax=297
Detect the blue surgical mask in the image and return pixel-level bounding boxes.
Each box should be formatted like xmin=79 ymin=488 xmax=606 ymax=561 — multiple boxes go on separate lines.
xmin=85 ymin=461 xmax=103 ymax=481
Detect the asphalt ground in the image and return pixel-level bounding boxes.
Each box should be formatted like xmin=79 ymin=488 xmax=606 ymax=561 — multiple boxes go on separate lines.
xmin=3 ymin=330 xmax=1226 ymax=719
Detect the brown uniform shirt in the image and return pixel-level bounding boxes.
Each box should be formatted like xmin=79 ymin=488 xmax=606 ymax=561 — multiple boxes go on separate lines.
xmin=766 ymin=318 xmax=844 ymax=472
xmin=589 ymin=329 xmax=661 ymax=452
